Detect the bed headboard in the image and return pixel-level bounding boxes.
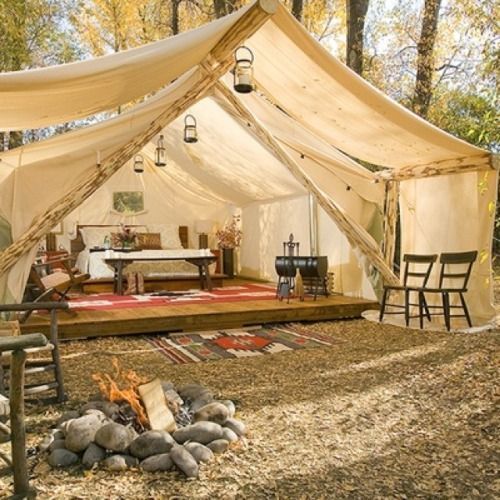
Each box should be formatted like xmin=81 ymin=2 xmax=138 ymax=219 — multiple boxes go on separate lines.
xmin=70 ymin=224 xmax=189 ymax=253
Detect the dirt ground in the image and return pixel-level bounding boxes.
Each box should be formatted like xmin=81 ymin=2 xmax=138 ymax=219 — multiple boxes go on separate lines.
xmin=1 ymin=284 xmax=499 ymax=499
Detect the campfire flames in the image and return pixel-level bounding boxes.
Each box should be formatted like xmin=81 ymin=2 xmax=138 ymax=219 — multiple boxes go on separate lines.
xmin=92 ymin=358 xmax=149 ymax=426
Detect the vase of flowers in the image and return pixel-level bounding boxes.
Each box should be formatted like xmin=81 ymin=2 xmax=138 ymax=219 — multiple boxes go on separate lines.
xmin=118 ymin=224 xmax=137 ymax=250
xmin=216 ymin=216 xmax=242 ymax=278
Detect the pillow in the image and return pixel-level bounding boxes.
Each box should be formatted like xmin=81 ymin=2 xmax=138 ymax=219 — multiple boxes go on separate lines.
xmin=80 ymin=227 xmax=111 ymax=248
xmin=147 ymin=224 xmax=182 ymax=249
xmin=136 ymin=232 xmax=162 ymax=250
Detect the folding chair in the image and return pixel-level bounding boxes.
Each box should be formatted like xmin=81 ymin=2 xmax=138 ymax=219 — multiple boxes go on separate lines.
xmin=379 ymin=253 xmax=438 ymax=326
xmin=27 ymin=256 xmax=89 ymax=303
xmin=417 ymin=251 xmax=478 ymax=330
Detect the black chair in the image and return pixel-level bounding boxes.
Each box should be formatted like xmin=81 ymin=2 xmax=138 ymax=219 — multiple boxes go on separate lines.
xmin=379 ymin=254 xmax=438 ymax=326
xmin=417 ymin=251 xmax=477 ymax=330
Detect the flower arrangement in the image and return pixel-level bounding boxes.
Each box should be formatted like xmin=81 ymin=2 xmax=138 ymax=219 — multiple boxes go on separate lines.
xmin=117 ymin=224 xmax=138 ymax=247
xmin=216 ymin=216 xmax=242 ymax=249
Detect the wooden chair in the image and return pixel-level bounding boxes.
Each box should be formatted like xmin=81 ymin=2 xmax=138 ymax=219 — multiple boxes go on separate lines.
xmin=417 ymin=251 xmax=478 ymax=330
xmin=26 ymin=255 xmax=89 ymax=303
xmin=0 ymin=302 xmax=69 ymax=403
xmin=1 ymin=332 xmax=48 ymax=499
xmin=379 ymin=254 xmax=438 ymax=326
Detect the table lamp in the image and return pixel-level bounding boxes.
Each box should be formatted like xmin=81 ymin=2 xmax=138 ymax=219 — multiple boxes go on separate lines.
xmin=195 ymin=220 xmax=213 ymax=249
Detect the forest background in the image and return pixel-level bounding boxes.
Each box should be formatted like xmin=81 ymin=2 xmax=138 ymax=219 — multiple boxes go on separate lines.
xmin=0 ymin=0 xmax=498 ymax=252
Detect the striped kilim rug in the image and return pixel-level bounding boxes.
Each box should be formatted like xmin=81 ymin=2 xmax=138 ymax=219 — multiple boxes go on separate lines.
xmin=146 ymin=324 xmax=333 ymax=364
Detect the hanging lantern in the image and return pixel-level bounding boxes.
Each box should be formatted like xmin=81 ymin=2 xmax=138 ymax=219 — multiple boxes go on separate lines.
xmin=133 ymin=154 xmax=144 ymax=173
xmin=184 ymin=114 xmax=198 ymax=143
xmin=155 ymin=134 xmax=167 ymax=167
xmin=233 ymin=46 xmax=254 ymax=94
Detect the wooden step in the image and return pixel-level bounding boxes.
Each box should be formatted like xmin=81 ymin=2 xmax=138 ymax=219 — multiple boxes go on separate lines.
xmin=3 ymin=364 xmax=56 ymax=377
xmin=24 ymin=382 xmax=58 ymax=395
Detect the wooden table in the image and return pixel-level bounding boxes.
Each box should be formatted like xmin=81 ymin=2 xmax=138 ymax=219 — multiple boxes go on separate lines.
xmin=105 ymin=254 xmax=217 ymax=295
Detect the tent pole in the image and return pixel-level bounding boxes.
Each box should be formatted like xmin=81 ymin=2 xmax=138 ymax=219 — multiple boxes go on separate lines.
xmin=308 ymin=193 xmax=318 ymax=256
xmin=214 ymin=82 xmax=399 ymax=285
xmin=382 ymin=180 xmax=399 ymax=269
xmin=0 ymin=0 xmax=278 ymax=282
xmin=375 ymin=153 xmax=494 ymax=181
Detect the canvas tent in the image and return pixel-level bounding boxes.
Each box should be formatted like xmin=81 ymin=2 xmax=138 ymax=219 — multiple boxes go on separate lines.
xmin=0 ymin=0 xmax=497 ymax=327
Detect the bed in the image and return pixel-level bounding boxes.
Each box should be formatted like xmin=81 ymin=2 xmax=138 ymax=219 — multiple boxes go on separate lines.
xmin=71 ymin=224 xmax=217 ymax=284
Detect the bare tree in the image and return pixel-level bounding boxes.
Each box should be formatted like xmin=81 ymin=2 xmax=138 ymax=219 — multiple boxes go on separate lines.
xmin=346 ymin=0 xmax=370 ymax=75
xmin=213 ymin=0 xmax=236 ymax=19
xmin=412 ymin=0 xmax=442 ymax=117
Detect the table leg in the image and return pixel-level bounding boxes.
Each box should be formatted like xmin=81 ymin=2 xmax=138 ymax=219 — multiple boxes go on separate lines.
xmin=116 ymin=261 xmax=124 ymax=295
xmin=204 ymin=260 xmax=213 ymax=291
xmin=198 ymin=265 xmax=204 ymax=290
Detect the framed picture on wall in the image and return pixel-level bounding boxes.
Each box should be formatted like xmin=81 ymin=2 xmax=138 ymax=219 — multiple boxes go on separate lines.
xmin=112 ymin=191 xmax=145 ymax=215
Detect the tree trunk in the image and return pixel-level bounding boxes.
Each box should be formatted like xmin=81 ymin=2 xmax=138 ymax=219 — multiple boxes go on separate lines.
xmin=346 ymin=0 xmax=370 ymax=75
xmin=412 ymin=0 xmax=442 ymax=118
xmin=171 ymin=0 xmax=180 ymax=35
xmin=291 ymin=0 xmax=304 ymax=22
xmin=213 ymin=0 xmax=235 ymax=19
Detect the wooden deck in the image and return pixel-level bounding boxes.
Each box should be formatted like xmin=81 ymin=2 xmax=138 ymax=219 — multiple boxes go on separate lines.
xmin=21 ymin=291 xmax=378 ymax=341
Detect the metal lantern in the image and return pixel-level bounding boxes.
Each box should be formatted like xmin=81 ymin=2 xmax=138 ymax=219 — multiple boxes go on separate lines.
xmin=155 ymin=134 xmax=167 ymax=167
xmin=133 ymin=154 xmax=144 ymax=173
xmin=233 ymin=46 xmax=254 ymax=94
xmin=184 ymin=114 xmax=198 ymax=143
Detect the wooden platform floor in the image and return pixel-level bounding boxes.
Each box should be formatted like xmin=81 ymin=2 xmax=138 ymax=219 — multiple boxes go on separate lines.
xmin=21 ymin=281 xmax=378 ymax=341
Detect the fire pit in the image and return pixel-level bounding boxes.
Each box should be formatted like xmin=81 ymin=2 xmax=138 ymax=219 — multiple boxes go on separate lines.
xmin=41 ymin=359 xmax=246 ymax=477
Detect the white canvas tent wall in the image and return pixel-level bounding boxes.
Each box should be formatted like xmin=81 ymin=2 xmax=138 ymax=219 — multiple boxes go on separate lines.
xmin=0 ymin=0 xmax=496 ymax=326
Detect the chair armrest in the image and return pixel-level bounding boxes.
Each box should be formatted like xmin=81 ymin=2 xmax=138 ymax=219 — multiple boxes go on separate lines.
xmin=0 ymin=302 xmax=69 ymax=313
xmin=0 ymin=333 xmax=48 ymax=353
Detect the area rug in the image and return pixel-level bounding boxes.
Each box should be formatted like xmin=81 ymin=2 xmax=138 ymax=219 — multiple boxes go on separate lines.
xmin=67 ymin=284 xmax=277 ymax=311
xmin=145 ymin=324 xmax=333 ymax=364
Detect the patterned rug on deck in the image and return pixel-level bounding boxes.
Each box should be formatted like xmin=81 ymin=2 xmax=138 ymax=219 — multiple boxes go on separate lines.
xmin=67 ymin=284 xmax=277 ymax=311
xmin=146 ymin=324 xmax=333 ymax=364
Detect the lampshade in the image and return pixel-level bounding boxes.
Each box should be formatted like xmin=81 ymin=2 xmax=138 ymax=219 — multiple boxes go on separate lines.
xmin=194 ymin=220 xmax=213 ymax=234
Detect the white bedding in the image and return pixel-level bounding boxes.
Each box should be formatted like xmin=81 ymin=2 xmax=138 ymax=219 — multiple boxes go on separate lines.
xmin=76 ymin=249 xmax=216 ymax=279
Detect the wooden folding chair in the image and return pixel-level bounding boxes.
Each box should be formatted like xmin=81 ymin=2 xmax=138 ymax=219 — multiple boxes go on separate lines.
xmin=27 ymin=256 xmax=89 ymax=303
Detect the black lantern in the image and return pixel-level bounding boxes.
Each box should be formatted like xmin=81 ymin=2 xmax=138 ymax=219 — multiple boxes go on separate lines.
xmin=133 ymin=154 xmax=144 ymax=173
xmin=155 ymin=134 xmax=167 ymax=167
xmin=233 ymin=46 xmax=254 ymax=94
xmin=184 ymin=114 xmax=198 ymax=143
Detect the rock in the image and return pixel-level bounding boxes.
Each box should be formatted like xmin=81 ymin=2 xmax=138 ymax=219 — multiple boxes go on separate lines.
xmin=56 ymin=410 xmax=80 ymax=428
xmin=81 ymin=401 xmax=120 ymax=419
xmin=219 ymin=400 xmax=236 ymax=418
xmin=65 ymin=413 xmax=107 ymax=453
xmin=82 ymin=443 xmax=106 ymax=469
xmin=52 ymin=429 xmax=65 ymax=440
xmin=95 ymin=423 xmax=137 ymax=453
xmin=164 ymin=389 xmax=183 ymax=411
xmin=224 ymin=418 xmax=246 ymax=437
xmin=170 ymin=445 xmax=199 ymax=478
xmin=177 ymin=383 xmax=209 ymax=402
xmin=161 ymin=381 xmax=175 ymax=392
xmin=48 ymin=439 xmax=67 ymax=452
xmin=221 ymin=427 xmax=239 ymax=443
xmin=184 ymin=442 xmax=214 ymax=463
xmin=173 ymin=421 xmax=223 ymax=445
xmin=140 ymin=453 xmax=174 ymax=472
xmin=207 ymin=439 xmax=229 ymax=454
xmin=129 ymin=430 xmax=175 ymax=459
xmin=194 ymin=402 xmax=229 ymax=425
xmin=48 ymin=449 xmax=79 ymax=468
xmin=190 ymin=392 xmax=214 ymax=413
xmin=102 ymin=454 xmax=138 ymax=472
